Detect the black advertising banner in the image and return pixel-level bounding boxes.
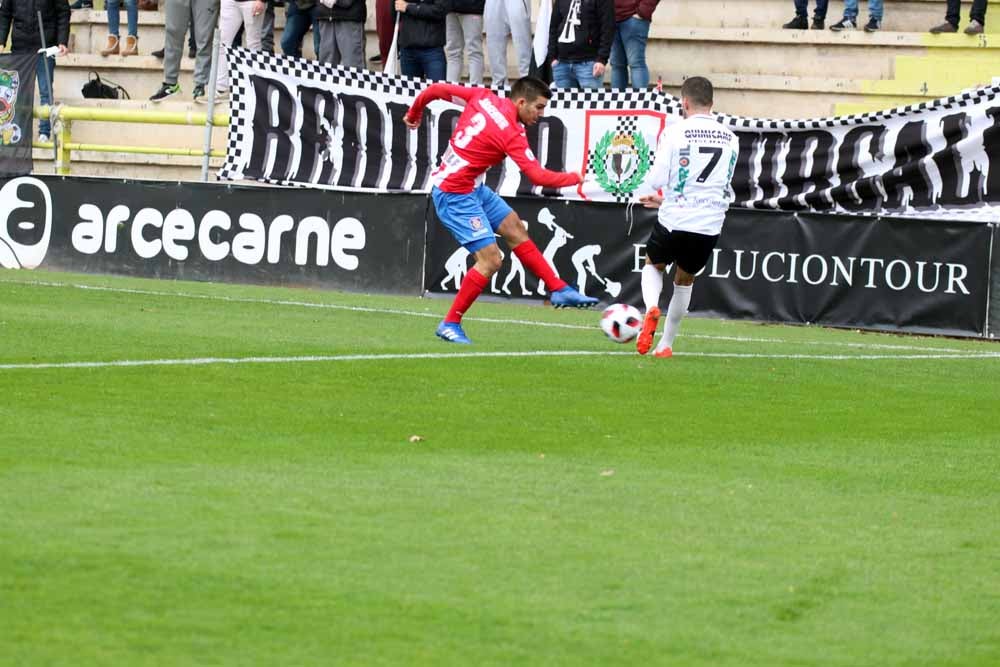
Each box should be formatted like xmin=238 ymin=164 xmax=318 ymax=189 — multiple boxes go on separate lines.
xmin=0 ymin=176 xmax=427 ymax=294
xmin=0 ymin=53 xmax=36 ymax=177
xmin=426 ymin=197 xmax=993 ymax=337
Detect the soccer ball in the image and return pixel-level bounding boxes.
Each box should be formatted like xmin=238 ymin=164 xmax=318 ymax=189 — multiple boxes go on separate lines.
xmin=600 ymin=303 xmax=643 ymax=344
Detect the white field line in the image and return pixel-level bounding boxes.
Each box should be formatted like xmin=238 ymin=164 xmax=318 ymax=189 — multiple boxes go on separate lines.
xmin=1 ymin=278 xmax=983 ymax=355
xmin=1 ymin=350 xmax=998 ymax=371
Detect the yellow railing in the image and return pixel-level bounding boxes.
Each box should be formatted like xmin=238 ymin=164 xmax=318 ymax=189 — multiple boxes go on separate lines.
xmin=33 ymin=105 xmax=231 ymax=175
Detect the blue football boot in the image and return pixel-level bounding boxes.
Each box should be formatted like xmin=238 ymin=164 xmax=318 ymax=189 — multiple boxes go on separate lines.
xmin=436 ymin=321 xmax=473 ymax=344
xmin=550 ymin=285 xmax=599 ymax=309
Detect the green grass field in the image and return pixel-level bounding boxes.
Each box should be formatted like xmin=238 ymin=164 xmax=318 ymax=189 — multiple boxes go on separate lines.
xmin=2 ymin=269 xmax=999 ymax=666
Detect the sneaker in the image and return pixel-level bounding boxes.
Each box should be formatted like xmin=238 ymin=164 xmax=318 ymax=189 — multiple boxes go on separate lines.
xmin=38 ymin=133 xmax=50 ymax=143
xmin=192 ymin=84 xmax=206 ymax=103
xmin=69 ymin=0 xmax=93 ymax=8
xmin=864 ymin=17 xmax=882 ymax=32
xmin=830 ymin=18 xmax=857 ymax=31
xmin=653 ymin=347 xmax=673 ymax=359
xmin=929 ymin=21 xmax=958 ymax=33
xmin=635 ymin=307 xmax=660 ymax=356
xmin=152 ymin=47 xmax=164 ymax=59
xmin=435 ymin=321 xmax=472 ymax=344
xmin=811 ymin=18 xmax=824 ymax=30
xmin=782 ymin=15 xmax=808 ymax=30
xmin=550 ymin=285 xmax=599 ymax=309
xmin=965 ymin=19 xmax=984 ymax=34
xmin=149 ymin=82 xmax=180 ymax=102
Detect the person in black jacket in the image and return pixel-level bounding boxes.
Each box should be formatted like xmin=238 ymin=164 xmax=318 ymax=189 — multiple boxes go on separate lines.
xmin=314 ymin=0 xmax=366 ymax=68
xmin=0 ymin=0 xmax=71 ymax=141
xmin=393 ymin=0 xmax=449 ymax=80
xmin=547 ymin=0 xmax=614 ymax=89
xmin=445 ymin=0 xmax=483 ymax=84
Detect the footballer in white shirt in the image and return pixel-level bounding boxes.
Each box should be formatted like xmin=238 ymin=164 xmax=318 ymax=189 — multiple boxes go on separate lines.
xmin=635 ymin=77 xmax=740 ymax=358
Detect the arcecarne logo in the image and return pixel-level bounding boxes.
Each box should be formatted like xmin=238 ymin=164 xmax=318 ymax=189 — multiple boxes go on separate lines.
xmin=0 ymin=176 xmax=52 ymax=269
xmin=71 ymin=205 xmax=366 ymax=269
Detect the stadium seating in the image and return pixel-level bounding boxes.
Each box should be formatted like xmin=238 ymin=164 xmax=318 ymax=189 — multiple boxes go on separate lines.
xmin=25 ymin=0 xmax=1000 ymax=180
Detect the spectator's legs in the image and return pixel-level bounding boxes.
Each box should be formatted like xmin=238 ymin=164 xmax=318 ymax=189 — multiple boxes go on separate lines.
xmin=217 ymin=0 xmax=243 ymax=90
xmin=260 ymin=1 xmax=275 ymax=53
xmin=445 ymin=13 xmax=465 ymax=82
xmin=462 ymin=13 xmax=484 ymax=85
xmin=485 ymin=0 xmax=511 ymax=85
xmin=792 ymin=0 xmax=808 ymax=19
xmin=842 ymin=0 xmax=858 ymax=20
xmin=339 ymin=22 xmax=365 ymax=69
xmin=970 ymin=0 xmax=987 ymax=25
xmin=424 ymin=47 xmax=446 ymax=81
xmin=868 ymin=0 xmax=883 ymax=21
xmin=945 ymin=0 xmax=961 ymax=27
xmin=312 ymin=16 xmax=321 ymax=57
xmin=126 ymin=0 xmax=139 ymax=35
xmin=188 ymin=2 xmax=197 ymax=55
xmin=621 ymin=17 xmax=649 ymax=88
xmin=281 ymin=1 xmax=309 ymax=57
xmin=551 ymin=60 xmax=574 ymax=88
xmin=193 ymin=0 xmax=221 ymax=87
xmin=507 ymin=0 xmax=531 ymax=78
xmin=574 ymin=61 xmax=602 ymax=89
xmin=36 ymin=56 xmax=55 ymax=137
xmin=815 ymin=0 xmax=828 ymax=20
xmin=400 ymin=47 xmax=421 ymax=78
xmin=610 ymin=24 xmax=627 ymax=89
xmin=108 ymin=0 xmax=122 ymax=35
xmin=163 ymin=0 xmax=193 ymax=85
xmin=317 ymin=21 xmax=341 ymax=65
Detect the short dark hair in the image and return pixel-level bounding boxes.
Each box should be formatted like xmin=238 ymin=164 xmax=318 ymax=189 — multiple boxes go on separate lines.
xmin=680 ymin=77 xmax=714 ymax=108
xmin=510 ymin=76 xmax=552 ymax=103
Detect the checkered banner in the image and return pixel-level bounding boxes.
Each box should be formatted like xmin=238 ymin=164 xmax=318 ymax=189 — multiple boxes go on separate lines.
xmin=220 ymin=48 xmax=1000 ymax=219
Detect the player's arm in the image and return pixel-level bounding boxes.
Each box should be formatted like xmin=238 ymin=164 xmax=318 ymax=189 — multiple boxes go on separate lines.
xmin=646 ymin=129 xmax=674 ymax=191
xmin=506 ymin=132 xmax=582 ymax=188
xmin=405 ymin=83 xmax=481 ymax=128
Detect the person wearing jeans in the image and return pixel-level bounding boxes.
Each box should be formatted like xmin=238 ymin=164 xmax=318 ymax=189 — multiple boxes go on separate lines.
xmin=610 ymin=0 xmax=657 ymax=89
xmin=283 ymin=0 xmax=322 ymax=56
xmin=930 ymin=0 xmax=988 ymax=34
xmin=394 ymin=0 xmax=449 ymax=80
xmin=548 ymin=0 xmax=615 ymax=89
xmin=102 ymin=0 xmax=140 ymax=56
xmin=830 ymin=0 xmax=883 ymax=32
xmin=783 ymin=0 xmax=828 ymax=29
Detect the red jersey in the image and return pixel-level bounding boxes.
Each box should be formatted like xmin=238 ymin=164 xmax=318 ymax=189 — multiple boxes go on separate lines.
xmin=405 ymin=83 xmax=581 ymax=194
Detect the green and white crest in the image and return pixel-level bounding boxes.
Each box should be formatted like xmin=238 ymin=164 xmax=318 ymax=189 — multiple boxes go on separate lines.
xmin=590 ymin=130 xmax=651 ymax=197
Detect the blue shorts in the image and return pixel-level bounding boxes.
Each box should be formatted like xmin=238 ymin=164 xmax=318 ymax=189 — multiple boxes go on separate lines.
xmin=432 ymin=185 xmax=514 ymax=253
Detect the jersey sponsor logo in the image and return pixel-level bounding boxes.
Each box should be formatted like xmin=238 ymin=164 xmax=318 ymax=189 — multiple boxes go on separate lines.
xmin=679 ymin=157 xmax=689 ymax=167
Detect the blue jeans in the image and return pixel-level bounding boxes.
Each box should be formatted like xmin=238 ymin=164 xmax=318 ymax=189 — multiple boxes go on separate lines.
xmin=552 ymin=60 xmax=603 ymax=89
xmin=610 ymin=17 xmax=650 ymax=89
xmin=842 ymin=0 xmax=883 ymax=20
xmin=36 ymin=56 xmax=55 ymax=137
xmin=107 ymin=0 xmax=138 ymax=36
xmin=281 ymin=0 xmax=320 ymax=57
xmin=794 ymin=0 xmax=828 ymax=19
xmin=400 ymin=47 xmax=446 ymax=80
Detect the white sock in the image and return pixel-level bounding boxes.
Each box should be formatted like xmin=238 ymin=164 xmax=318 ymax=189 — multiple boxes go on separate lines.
xmin=641 ymin=264 xmax=663 ymax=312
xmin=657 ymin=284 xmax=693 ymax=351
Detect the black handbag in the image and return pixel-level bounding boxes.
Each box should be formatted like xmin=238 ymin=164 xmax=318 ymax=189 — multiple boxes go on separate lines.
xmin=81 ymin=72 xmax=130 ymax=100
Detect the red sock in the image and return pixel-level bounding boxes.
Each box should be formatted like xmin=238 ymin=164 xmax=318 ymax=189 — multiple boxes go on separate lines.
xmin=445 ymin=268 xmax=489 ymax=323
xmin=513 ymin=240 xmax=567 ymax=292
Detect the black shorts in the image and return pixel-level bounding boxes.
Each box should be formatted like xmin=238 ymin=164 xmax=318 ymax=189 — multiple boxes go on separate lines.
xmin=644 ymin=224 xmax=720 ymax=274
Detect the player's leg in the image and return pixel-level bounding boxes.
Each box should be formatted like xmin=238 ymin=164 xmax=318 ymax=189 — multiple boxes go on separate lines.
xmin=637 ymin=223 xmax=673 ymax=355
xmin=433 ymin=187 xmax=503 ymax=343
xmin=653 ymin=231 xmax=718 ymax=358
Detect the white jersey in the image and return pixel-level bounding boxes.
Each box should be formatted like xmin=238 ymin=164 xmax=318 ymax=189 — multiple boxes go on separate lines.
xmin=647 ymin=114 xmax=740 ymax=236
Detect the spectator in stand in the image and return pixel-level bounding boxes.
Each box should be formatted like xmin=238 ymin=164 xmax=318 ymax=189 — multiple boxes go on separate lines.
xmin=445 ymin=0 xmax=484 ymax=84
xmin=149 ymin=0 xmax=220 ymax=103
xmin=930 ymin=0 xmax=987 ymax=34
xmin=783 ymin=1 xmax=826 ymax=29
xmin=283 ymin=0 xmax=321 ymax=57
xmin=314 ymin=0 xmax=366 ymax=67
xmin=101 ymin=0 xmax=140 ymax=56
xmin=152 ymin=4 xmax=198 ymax=60
xmin=548 ymin=0 xmax=615 ymax=89
xmin=830 ymin=0 xmax=882 ymax=32
xmin=484 ymin=0 xmax=531 ymax=86
xmin=610 ymin=0 xmax=659 ymax=89
xmin=393 ymin=0 xmax=450 ymax=80
xmin=0 ymin=0 xmax=70 ymax=142
xmin=217 ymin=0 xmax=266 ymax=97
xmin=235 ymin=0 xmax=278 ymax=52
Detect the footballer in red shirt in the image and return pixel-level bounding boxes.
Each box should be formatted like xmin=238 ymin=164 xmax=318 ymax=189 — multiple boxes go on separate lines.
xmin=405 ymin=76 xmax=598 ymax=344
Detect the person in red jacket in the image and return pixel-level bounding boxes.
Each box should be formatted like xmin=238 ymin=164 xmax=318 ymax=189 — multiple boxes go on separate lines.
xmin=611 ymin=0 xmax=659 ymax=89
xmin=405 ymin=76 xmax=599 ymax=344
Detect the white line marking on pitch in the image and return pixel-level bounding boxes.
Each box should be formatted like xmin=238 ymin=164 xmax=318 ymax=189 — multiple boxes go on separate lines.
xmin=2 ymin=278 xmax=983 ymax=355
xmin=1 ymin=350 xmax=998 ymax=371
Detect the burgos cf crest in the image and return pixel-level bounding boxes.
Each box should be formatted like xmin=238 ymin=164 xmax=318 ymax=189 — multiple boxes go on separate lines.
xmin=584 ymin=114 xmax=659 ymax=202
xmin=0 ymin=68 xmax=23 ymax=145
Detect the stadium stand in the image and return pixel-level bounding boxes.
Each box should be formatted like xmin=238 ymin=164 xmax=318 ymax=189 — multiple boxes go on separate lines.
xmin=20 ymin=0 xmax=1000 ymax=180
